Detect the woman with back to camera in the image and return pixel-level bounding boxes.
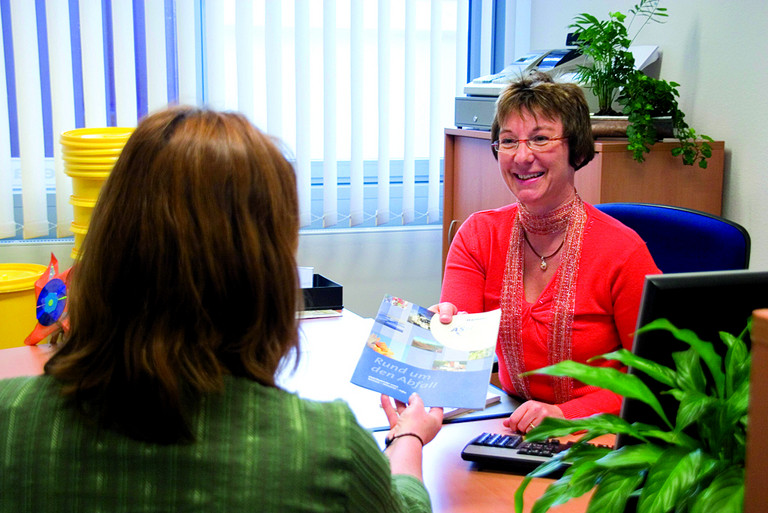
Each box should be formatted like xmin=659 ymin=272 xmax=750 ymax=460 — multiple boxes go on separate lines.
xmin=0 ymin=106 xmax=442 ymax=512
xmin=434 ymin=72 xmax=660 ymax=433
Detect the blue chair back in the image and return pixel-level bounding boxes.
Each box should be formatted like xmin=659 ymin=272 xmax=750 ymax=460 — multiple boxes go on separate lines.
xmin=595 ymin=203 xmax=751 ymax=274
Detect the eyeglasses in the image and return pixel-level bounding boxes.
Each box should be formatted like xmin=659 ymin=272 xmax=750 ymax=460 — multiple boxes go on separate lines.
xmin=491 ymin=135 xmax=567 ymax=153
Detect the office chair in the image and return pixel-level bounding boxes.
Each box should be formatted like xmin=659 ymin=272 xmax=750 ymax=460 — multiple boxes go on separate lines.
xmin=595 ymin=203 xmax=751 ymax=274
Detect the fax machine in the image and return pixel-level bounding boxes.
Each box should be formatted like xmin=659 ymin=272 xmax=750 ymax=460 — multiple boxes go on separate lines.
xmin=455 ymin=45 xmax=660 ymax=130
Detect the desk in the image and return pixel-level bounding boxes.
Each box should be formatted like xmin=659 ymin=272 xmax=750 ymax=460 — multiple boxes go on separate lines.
xmin=0 ymin=309 xmax=593 ymax=513
xmin=374 ymin=418 xmax=597 ymax=513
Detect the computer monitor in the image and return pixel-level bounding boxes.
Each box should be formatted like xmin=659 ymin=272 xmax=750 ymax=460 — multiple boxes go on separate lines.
xmin=616 ymin=270 xmax=768 ymax=447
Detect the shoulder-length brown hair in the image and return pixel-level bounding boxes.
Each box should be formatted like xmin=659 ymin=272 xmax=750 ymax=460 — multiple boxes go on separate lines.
xmin=491 ymin=71 xmax=595 ymax=170
xmin=45 ymin=106 xmax=301 ymax=444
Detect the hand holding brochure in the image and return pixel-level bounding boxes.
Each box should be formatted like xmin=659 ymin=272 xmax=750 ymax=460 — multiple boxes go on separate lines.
xmin=351 ymin=295 xmax=501 ymax=409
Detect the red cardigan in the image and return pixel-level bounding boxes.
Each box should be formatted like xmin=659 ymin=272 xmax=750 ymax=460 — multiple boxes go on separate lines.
xmin=441 ymin=202 xmax=661 ymax=418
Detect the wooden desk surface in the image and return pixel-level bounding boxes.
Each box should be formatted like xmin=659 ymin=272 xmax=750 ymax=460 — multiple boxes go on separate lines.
xmin=0 ymin=310 xmax=596 ymax=513
xmin=374 ymin=417 xmax=597 ymax=513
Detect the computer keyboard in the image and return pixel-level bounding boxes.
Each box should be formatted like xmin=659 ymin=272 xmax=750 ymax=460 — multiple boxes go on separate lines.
xmin=461 ymin=432 xmax=575 ymax=475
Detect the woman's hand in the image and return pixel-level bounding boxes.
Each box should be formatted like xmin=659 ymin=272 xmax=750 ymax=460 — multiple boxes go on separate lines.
xmin=428 ymin=302 xmax=460 ymax=325
xmin=503 ymin=400 xmax=564 ymax=433
xmin=380 ymin=393 xmax=443 ymax=481
xmin=381 ymin=393 xmax=443 ymax=446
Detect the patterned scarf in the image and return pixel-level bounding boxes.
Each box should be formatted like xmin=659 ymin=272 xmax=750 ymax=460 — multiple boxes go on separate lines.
xmin=498 ymin=194 xmax=587 ymax=403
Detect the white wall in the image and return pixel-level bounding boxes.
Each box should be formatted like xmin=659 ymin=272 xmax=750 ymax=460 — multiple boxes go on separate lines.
xmin=298 ymin=227 xmax=443 ymax=318
xmin=528 ymin=0 xmax=768 ymax=270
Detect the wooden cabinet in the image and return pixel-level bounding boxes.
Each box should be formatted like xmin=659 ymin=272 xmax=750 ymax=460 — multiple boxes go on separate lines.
xmin=442 ymin=128 xmax=725 ymax=268
xmin=746 ymin=308 xmax=768 ymax=513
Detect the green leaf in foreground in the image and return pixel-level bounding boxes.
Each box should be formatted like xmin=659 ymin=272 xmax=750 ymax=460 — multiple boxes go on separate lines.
xmin=590 ymin=348 xmax=676 ymax=387
xmin=524 ymin=360 xmax=672 ymax=428
xmin=638 ymin=448 xmax=719 ymax=513
xmin=637 ymin=318 xmax=725 ymax=397
xmin=689 ymin=466 xmax=744 ymax=513
xmin=586 ymin=469 xmax=645 ymax=513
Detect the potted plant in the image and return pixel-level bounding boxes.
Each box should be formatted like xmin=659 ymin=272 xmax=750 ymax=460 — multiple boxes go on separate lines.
xmin=514 ymin=318 xmax=749 ymax=513
xmin=569 ymin=1 xmax=713 ymax=168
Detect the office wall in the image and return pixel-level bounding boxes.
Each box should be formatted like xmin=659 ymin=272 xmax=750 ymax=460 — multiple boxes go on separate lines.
xmin=298 ymin=227 xmax=443 ymax=318
xmin=527 ymin=0 xmax=768 ymax=270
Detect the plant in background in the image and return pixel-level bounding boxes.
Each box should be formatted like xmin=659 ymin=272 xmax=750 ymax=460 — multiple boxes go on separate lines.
xmin=619 ymin=72 xmax=714 ymax=168
xmin=570 ymin=1 xmax=712 ymax=168
xmin=570 ymin=0 xmax=667 ymax=116
xmin=514 ymin=318 xmax=749 ymax=513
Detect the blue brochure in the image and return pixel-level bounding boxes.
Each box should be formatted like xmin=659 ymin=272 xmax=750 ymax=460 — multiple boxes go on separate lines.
xmin=351 ymin=295 xmax=501 ymax=409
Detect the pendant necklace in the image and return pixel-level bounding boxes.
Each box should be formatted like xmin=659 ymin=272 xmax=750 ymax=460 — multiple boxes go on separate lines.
xmin=523 ymin=230 xmax=565 ymax=271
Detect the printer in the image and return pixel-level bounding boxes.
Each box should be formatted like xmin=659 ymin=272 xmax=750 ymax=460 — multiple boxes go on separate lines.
xmin=455 ymin=45 xmax=660 ymax=130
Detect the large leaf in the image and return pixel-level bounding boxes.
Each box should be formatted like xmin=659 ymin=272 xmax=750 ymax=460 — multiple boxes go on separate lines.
xmin=594 ymin=443 xmax=664 ymax=469
xmin=524 ymin=414 xmax=629 ymax=442
xmin=562 ymin=460 xmax=608 ymax=500
xmin=670 ymin=389 xmax=717 ymax=432
xmin=525 ymin=361 xmax=672 ymax=428
xmin=672 ymin=349 xmax=707 ymax=394
xmin=637 ymin=448 xmax=719 ymax=513
xmin=723 ymin=379 xmax=751 ymax=427
xmin=590 ymin=348 xmax=676 ymax=387
xmin=689 ymin=466 xmax=744 ymax=513
xmin=529 ymin=474 xmax=581 ymax=513
xmin=637 ymin=319 xmax=725 ymax=397
xmin=525 ymin=448 xmax=573 ymax=479
xmin=722 ymin=331 xmax=751 ymax=396
xmin=587 ymin=469 xmax=646 ymax=513
xmin=519 ymin=443 xmax=612 ymax=513
xmin=531 ymin=447 xmax=615 ymax=513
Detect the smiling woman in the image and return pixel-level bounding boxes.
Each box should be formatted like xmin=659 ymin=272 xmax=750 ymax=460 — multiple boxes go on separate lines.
xmin=434 ymin=71 xmax=661 ymax=435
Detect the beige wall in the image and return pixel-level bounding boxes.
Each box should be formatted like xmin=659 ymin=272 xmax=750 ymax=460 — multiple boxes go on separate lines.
xmin=527 ymin=0 xmax=768 ymax=270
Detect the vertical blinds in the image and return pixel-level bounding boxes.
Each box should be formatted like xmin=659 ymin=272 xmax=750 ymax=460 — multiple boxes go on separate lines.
xmin=0 ymin=0 xmax=467 ymax=239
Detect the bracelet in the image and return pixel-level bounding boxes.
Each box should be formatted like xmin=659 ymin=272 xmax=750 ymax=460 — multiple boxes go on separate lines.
xmin=384 ymin=432 xmax=425 ymax=448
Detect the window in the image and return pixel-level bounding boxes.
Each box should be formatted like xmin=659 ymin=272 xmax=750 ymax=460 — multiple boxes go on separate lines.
xmin=1 ymin=0 xmax=470 ymax=240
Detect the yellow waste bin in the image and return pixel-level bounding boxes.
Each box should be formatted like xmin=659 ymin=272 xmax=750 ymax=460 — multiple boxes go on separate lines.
xmin=0 ymin=264 xmax=47 ymax=349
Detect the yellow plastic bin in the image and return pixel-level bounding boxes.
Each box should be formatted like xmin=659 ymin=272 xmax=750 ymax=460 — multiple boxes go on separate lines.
xmin=66 ymin=169 xmax=110 ymax=200
xmin=70 ymin=195 xmax=97 ymax=227
xmin=60 ymin=126 xmax=134 ymax=145
xmin=71 ymin=223 xmax=89 ymax=253
xmin=0 ymin=263 xmax=47 ymax=349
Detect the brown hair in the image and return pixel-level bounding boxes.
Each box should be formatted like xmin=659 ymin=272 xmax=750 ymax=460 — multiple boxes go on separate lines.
xmin=490 ymin=71 xmax=595 ymax=170
xmin=45 ymin=106 xmax=301 ymax=444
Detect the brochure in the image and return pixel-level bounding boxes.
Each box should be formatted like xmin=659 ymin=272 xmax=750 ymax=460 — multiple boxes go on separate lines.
xmin=350 ymin=295 xmax=501 ymax=410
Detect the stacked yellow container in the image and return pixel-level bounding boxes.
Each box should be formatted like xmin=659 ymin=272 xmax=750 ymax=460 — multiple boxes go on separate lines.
xmin=61 ymin=127 xmax=133 ymax=259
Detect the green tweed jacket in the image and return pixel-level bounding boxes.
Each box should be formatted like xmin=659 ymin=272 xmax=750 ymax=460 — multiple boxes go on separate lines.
xmin=0 ymin=375 xmax=431 ymax=512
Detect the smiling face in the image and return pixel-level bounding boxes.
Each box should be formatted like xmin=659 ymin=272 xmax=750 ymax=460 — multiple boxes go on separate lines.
xmin=497 ymin=110 xmax=576 ymax=215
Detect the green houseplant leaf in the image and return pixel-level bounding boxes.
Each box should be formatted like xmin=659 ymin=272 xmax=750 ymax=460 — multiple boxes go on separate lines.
xmin=637 ymin=447 xmax=719 ymax=513
xmin=637 ymin=318 xmax=725 ymax=397
xmin=586 ymin=469 xmax=645 ymax=513
xmin=589 ymin=348 xmax=676 ymax=387
xmin=689 ymin=466 xmax=744 ymax=513
xmin=523 ymin=360 xmax=673 ymax=428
